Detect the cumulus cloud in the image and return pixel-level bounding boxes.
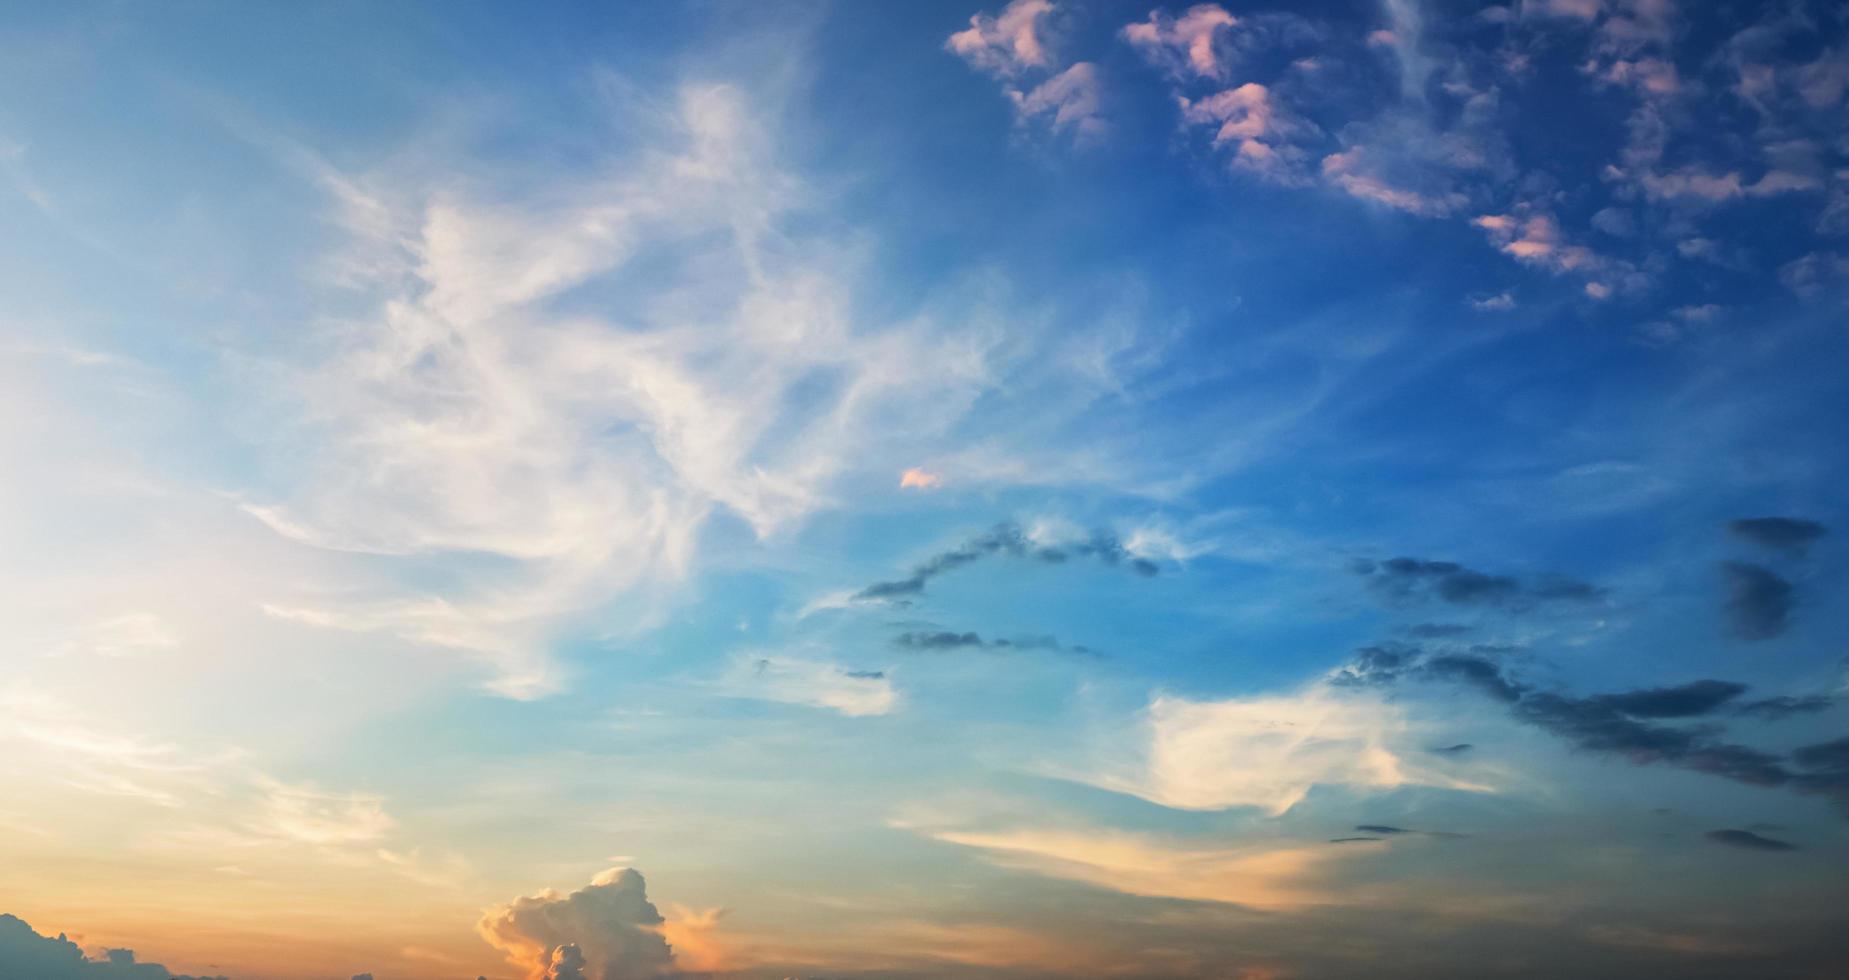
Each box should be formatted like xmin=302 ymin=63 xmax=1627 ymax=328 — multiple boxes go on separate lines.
xmin=478 ymin=867 xmax=680 ymax=980
xmin=0 ymin=914 xmax=223 ymax=980
xmin=1719 ymin=561 xmax=1795 ymax=641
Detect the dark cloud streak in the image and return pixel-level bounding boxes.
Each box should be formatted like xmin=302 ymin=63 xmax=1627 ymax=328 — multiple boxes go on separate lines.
xmin=856 ymin=523 xmax=1157 ymax=602
xmin=1728 ymin=517 xmax=1827 ymax=555
xmin=1720 ymin=561 xmax=1795 ymax=641
xmin=1354 ymin=557 xmax=1605 ymax=611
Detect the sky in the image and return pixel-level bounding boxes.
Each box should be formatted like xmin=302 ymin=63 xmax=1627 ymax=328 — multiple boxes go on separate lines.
xmin=1 ymin=0 xmax=1847 ymax=978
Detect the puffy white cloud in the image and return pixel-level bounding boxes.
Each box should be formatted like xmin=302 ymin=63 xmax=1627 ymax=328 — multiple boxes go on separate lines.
xmin=478 ymin=867 xmax=680 ymax=980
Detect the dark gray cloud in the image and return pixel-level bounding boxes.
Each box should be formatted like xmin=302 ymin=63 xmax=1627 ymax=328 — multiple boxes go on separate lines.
xmin=895 ymin=630 xmax=985 ymax=650
xmin=1429 ymin=743 xmax=1475 ymax=755
xmin=1353 ymin=824 xmax=1465 ymax=839
xmin=1734 ymin=694 xmax=1837 ymax=720
xmin=0 ymin=915 xmax=225 ymax=980
xmin=843 ymin=669 xmax=887 ymax=680
xmin=855 ymin=523 xmax=1156 ymax=602
xmin=1588 ymin=680 xmax=1748 ymax=718
xmin=1353 ymin=556 xmax=1605 ymax=611
xmin=1336 ymin=644 xmax=1849 ymax=816
xmin=1792 ymin=736 xmax=1849 ymax=772
xmin=1728 ymin=517 xmax=1828 ymax=555
xmin=1720 ymin=561 xmax=1795 ymax=640
xmin=893 ymin=629 xmax=1096 ymax=656
xmin=1705 ymin=829 xmax=1798 ymax=852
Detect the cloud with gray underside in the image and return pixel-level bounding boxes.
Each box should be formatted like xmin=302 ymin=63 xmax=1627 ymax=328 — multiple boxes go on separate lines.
xmin=1728 ymin=517 xmax=1827 ymax=555
xmin=1353 ymin=557 xmax=1604 ymax=610
xmin=855 ymin=522 xmax=1157 ymax=601
xmin=0 ymin=914 xmax=226 ymax=980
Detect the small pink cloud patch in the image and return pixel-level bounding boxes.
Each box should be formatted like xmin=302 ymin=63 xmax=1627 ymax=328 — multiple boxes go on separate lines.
xmin=900 ymin=468 xmax=943 ymax=490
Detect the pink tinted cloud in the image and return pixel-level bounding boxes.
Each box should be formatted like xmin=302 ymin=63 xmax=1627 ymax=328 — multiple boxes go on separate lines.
xmin=948 ymin=0 xmax=1055 ymax=77
xmin=899 ymin=468 xmax=943 ymax=490
xmin=1122 ymin=4 xmax=1240 ymax=80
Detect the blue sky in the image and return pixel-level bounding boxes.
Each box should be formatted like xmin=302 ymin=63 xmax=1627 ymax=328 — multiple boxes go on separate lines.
xmin=1 ymin=1 xmax=1847 ymax=978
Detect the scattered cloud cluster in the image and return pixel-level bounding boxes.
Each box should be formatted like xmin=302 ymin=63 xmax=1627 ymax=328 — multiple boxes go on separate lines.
xmin=948 ymin=0 xmax=1106 ymax=142
xmin=950 ymin=0 xmax=1849 ymax=310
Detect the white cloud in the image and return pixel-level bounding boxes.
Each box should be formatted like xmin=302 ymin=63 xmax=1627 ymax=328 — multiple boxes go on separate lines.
xmin=1082 ymin=685 xmax=1487 ymax=814
xmin=478 ymin=867 xmax=679 ymax=980
xmin=247 ymin=84 xmax=1005 ymax=695
xmin=720 ymin=654 xmax=897 ymax=717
